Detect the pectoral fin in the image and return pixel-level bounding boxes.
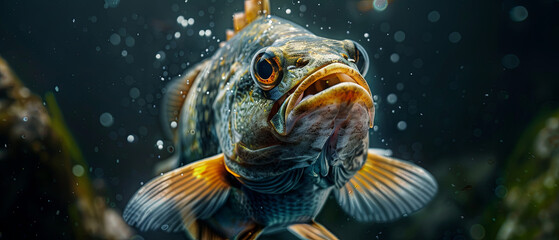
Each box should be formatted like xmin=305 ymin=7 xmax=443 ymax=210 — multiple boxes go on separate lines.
xmin=288 ymin=221 xmax=338 ymax=240
xmin=187 ymin=220 xmax=227 ymax=240
xmin=235 ymin=224 xmax=264 ymax=240
xmin=334 ymin=148 xmax=437 ymax=222
xmin=123 ymin=154 xmax=231 ymax=232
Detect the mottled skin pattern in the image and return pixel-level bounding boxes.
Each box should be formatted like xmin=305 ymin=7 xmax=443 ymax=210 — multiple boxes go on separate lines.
xmin=177 ymin=16 xmax=371 ymax=237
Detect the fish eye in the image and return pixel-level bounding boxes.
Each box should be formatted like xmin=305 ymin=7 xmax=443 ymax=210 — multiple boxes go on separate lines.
xmin=348 ymin=41 xmax=370 ymax=77
xmin=251 ymin=49 xmax=283 ymax=90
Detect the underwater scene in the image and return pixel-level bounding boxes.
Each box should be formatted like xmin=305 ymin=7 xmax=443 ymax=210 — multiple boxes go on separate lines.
xmin=1 ymin=0 xmax=559 ymax=239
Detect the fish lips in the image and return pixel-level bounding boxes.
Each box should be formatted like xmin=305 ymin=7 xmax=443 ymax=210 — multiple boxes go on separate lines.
xmin=270 ymin=63 xmax=374 ymax=135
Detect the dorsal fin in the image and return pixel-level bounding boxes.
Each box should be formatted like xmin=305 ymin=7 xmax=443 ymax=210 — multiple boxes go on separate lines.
xmin=226 ymin=0 xmax=271 ymax=40
xmin=161 ymin=60 xmax=209 ymax=141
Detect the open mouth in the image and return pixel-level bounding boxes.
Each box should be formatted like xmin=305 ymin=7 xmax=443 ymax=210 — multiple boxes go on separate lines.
xmin=269 ymin=63 xmax=374 ymax=135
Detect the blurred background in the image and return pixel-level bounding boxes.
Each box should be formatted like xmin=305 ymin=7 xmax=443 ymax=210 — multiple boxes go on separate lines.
xmin=1 ymin=0 xmax=558 ymax=239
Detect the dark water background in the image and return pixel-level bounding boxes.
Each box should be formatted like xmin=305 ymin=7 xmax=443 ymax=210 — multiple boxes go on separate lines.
xmin=1 ymin=0 xmax=558 ymax=239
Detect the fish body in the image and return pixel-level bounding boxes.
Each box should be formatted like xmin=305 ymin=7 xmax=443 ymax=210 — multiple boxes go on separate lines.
xmin=124 ymin=1 xmax=437 ymax=239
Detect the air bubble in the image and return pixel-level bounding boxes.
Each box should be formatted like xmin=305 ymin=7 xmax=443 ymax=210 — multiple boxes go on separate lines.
xmin=72 ymin=164 xmax=85 ymax=177
xmin=397 ymin=121 xmax=407 ymax=130
xmin=387 ymin=93 xmax=398 ymax=104
xmin=99 ymin=112 xmax=114 ymax=127
xmin=427 ymin=11 xmax=440 ymax=23
xmin=510 ymin=6 xmax=528 ymax=22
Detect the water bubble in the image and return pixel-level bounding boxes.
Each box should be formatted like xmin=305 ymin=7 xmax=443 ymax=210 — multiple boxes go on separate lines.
xmin=394 ymin=31 xmax=405 ymax=42
xmin=299 ymin=5 xmax=307 ymax=12
xmin=387 ymin=93 xmax=398 ymax=104
xmin=22 ymin=116 xmax=28 ymax=122
xmin=125 ymin=36 xmax=135 ymax=47
xmin=397 ymin=121 xmax=407 ymax=131
xmin=170 ymin=121 xmax=178 ymax=128
xmin=72 ymin=164 xmax=85 ymax=177
xmin=448 ymin=32 xmax=462 ymax=43
xmin=510 ymin=6 xmax=528 ymax=22
xmin=285 ymin=8 xmax=291 ymax=14
xmin=502 ymin=54 xmax=520 ymax=69
xmin=54 ymin=86 xmax=60 ymax=92
xmin=109 ymin=33 xmax=121 ymax=45
xmin=129 ymin=87 xmax=140 ymax=99
xmin=427 ymin=11 xmax=440 ymax=23
xmin=174 ymin=32 xmax=181 ymax=39
xmin=155 ymin=51 xmax=165 ymax=60
xmin=99 ymin=112 xmax=114 ymax=127
xmin=470 ymin=224 xmax=486 ymax=240
xmin=364 ymin=33 xmax=370 ymax=38
xmin=373 ymin=0 xmax=388 ymax=11
xmin=127 ymin=135 xmax=135 ymax=143
xmin=390 ymin=53 xmax=400 ymax=63
xmin=495 ymin=185 xmax=507 ymax=198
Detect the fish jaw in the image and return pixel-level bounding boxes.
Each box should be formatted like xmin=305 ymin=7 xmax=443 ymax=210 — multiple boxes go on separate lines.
xmin=270 ymin=63 xmax=374 ymax=136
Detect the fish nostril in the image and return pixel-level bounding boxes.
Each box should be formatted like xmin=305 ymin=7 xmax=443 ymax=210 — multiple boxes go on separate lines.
xmin=296 ymin=58 xmax=309 ymax=68
xmin=341 ymin=53 xmax=349 ymax=60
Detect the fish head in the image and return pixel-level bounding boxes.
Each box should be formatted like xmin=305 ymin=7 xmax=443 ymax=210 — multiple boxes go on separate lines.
xmin=218 ymin=36 xmax=374 ymax=181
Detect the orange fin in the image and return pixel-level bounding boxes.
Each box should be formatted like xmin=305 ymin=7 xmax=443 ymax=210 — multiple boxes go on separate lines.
xmin=235 ymin=224 xmax=264 ymax=240
xmin=123 ymin=154 xmax=231 ymax=232
xmin=226 ymin=0 xmax=271 ymax=39
xmin=161 ymin=60 xmax=209 ymax=141
xmin=288 ymin=221 xmax=338 ymax=240
xmin=187 ymin=220 xmax=227 ymax=240
xmin=334 ymin=148 xmax=437 ymax=222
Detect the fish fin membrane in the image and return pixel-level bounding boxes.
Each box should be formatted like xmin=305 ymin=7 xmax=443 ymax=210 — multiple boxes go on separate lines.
xmin=123 ymin=154 xmax=231 ymax=232
xmin=235 ymin=224 xmax=264 ymax=240
xmin=187 ymin=220 xmax=227 ymax=240
xmin=161 ymin=60 xmax=208 ymax=141
xmin=288 ymin=221 xmax=338 ymax=240
xmin=228 ymin=0 xmax=270 ymax=39
xmin=334 ymin=148 xmax=438 ymax=222
xmin=153 ymin=153 xmax=180 ymax=175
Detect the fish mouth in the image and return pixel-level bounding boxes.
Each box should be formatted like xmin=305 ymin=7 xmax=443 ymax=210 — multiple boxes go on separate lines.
xmin=270 ymin=63 xmax=374 ymax=135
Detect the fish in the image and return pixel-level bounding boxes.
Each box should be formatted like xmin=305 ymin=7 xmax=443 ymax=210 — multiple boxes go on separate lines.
xmin=123 ymin=1 xmax=438 ymax=239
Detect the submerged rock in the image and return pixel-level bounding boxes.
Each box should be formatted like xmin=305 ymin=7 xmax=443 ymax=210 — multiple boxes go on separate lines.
xmin=0 ymin=57 xmax=132 ymax=239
